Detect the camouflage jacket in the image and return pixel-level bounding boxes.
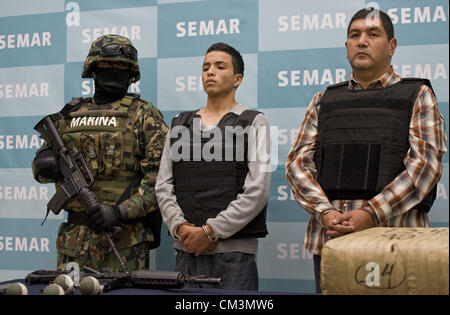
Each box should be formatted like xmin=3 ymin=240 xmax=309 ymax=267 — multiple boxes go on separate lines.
xmin=33 ymin=94 xmax=168 ymax=252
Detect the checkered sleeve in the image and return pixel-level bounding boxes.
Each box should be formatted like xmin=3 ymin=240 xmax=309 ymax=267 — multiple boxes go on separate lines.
xmin=285 ymin=90 xmax=335 ymax=224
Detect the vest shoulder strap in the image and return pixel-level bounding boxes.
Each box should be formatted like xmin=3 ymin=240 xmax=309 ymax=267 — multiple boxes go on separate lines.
xmin=171 ymin=110 xmax=198 ymax=128
xmin=120 ymin=93 xmax=140 ymax=107
xmin=326 ymin=80 xmax=349 ymax=90
xmin=233 ymin=110 xmax=262 ymax=128
xmin=171 ymin=109 xmax=262 ymax=129
xmin=401 ymin=77 xmax=435 ymax=96
xmin=50 ymin=97 xmax=89 ymax=122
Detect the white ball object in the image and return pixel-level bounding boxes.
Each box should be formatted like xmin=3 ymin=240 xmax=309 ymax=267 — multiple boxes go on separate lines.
xmin=6 ymin=282 xmax=28 ymax=295
xmin=79 ymin=276 xmax=101 ymax=295
xmin=54 ymin=275 xmax=74 ymax=294
xmin=42 ymin=283 xmax=65 ymax=295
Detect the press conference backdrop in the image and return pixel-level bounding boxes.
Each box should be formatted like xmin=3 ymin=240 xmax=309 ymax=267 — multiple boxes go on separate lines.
xmin=0 ymin=0 xmax=448 ymax=293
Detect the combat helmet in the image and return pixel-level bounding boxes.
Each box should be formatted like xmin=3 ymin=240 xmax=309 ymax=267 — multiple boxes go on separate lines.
xmin=82 ymin=34 xmax=140 ymax=83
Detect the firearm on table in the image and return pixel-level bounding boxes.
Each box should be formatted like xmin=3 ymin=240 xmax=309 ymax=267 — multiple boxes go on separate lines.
xmin=34 ymin=115 xmax=128 ymax=273
xmin=25 ymin=268 xmax=222 ymax=295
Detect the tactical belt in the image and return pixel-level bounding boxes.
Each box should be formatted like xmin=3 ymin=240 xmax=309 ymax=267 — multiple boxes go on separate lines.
xmin=67 ymin=210 xmax=89 ymax=226
xmin=66 ymin=209 xmax=150 ymax=231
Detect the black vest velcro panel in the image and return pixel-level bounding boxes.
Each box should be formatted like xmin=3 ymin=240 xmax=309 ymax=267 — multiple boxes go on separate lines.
xmin=315 ymin=79 xmax=436 ymax=212
xmin=170 ymin=110 xmax=268 ymax=239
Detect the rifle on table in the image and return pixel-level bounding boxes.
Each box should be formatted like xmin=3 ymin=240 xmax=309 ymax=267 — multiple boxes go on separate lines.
xmin=25 ymin=268 xmax=221 ymax=295
xmin=34 ymin=115 xmax=128 ymax=273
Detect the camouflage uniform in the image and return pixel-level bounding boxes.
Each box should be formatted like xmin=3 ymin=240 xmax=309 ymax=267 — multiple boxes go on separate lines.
xmin=33 ymin=35 xmax=168 ymax=272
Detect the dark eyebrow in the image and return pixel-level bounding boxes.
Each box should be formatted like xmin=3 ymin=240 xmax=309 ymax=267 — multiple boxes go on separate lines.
xmin=349 ymin=26 xmax=383 ymax=34
xmin=368 ymin=27 xmax=382 ymax=33
xmin=203 ymin=61 xmax=228 ymax=67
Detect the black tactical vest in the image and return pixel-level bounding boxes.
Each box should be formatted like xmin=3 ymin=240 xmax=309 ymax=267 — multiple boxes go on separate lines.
xmin=170 ymin=110 xmax=268 ymax=239
xmin=314 ymin=78 xmax=436 ymax=212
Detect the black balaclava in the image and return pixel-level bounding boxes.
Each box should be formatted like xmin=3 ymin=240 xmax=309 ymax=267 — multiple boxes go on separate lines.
xmin=93 ymin=67 xmax=132 ymax=104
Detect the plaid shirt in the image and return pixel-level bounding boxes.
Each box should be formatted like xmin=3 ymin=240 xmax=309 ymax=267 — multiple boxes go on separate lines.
xmin=285 ymin=67 xmax=447 ymax=255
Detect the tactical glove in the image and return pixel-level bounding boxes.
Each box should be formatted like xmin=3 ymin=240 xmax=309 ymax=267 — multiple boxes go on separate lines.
xmin=86 ymin=204 xmax=125 ymax=234
xmin=32 ymin=145 xmax=62 ymax=181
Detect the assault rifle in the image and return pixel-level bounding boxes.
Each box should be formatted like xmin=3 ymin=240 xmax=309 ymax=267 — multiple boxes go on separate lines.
xmin=25 ymin=267 xmax=221 ymax=295
xmin=34 ymin=114 xmax=128 ymax=273
xmin=34 ymin=115 xmax=96 ymax=220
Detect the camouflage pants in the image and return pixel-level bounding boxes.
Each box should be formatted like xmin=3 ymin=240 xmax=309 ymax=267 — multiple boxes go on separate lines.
xmin=57 ymin=241 xmax=150 ymax=272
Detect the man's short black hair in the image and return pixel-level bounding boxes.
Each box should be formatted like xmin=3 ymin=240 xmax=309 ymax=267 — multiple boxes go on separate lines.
xmin=347 ymin=8 xmax=394 ymax=41
xmin=206 ymin=42 xmax=244 ymax=76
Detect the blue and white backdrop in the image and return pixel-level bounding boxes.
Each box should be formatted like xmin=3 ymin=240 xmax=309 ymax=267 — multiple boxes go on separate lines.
xmin=0 ymin=0 xmax=448 ymax=293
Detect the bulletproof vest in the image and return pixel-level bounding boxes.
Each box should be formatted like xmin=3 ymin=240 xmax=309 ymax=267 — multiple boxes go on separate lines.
xmin=315 ymin=78 xmax=436 ymax=212
xmin=56 ymin=94 xmax=143 ymax=211
xmin=170 ymin=110 xmax=268 ymax=239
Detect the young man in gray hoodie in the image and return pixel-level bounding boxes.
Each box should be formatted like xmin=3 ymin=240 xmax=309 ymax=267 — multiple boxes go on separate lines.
xmin=155 ymin=42 xmax=271 ymax=290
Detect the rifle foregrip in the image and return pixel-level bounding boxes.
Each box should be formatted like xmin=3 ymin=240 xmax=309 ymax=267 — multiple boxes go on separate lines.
xmin=129 ymin=270 xmax=221 ymax=288
xmin=79 ymin=188 xmax=99 ymax=212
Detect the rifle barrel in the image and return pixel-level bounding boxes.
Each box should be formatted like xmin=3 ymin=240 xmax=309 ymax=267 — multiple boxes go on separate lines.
xmin=190 ymin=277 xmax=222 ymax=285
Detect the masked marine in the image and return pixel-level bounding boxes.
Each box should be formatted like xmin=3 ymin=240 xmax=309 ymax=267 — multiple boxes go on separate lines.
xmin=32 ymin=34 xmax=168 ymax=272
